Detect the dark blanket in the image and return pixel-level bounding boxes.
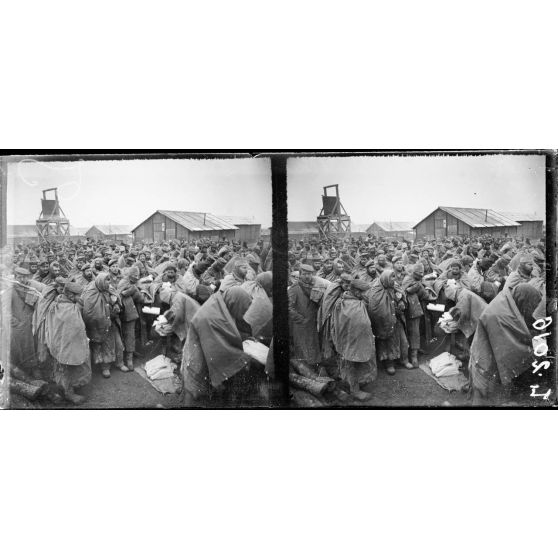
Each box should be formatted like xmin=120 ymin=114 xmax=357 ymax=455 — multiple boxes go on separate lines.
xmin=182 ymin=291 xmax=251 ymax=397
xmin=368 ymin=271 xmax=397 ymax=340
xmin=46 ymin=295 xmax=89 ymax=366
xmin=81 ymin=274 xmax=112 ymax=342
xmin=331 ymin=293 xmax=375 ymax=362
xmin=469 ymin=287 xmax=533 ymax=396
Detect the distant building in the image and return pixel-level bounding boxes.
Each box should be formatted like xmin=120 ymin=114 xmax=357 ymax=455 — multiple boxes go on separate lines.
xmin=287 ymin=221 xmax=320 ymax=241
xmin=217 ymin=216 xmax=262 ymax=246
xmin=85 ymin=225 xmax=132 ymax=242
xmin=7 ymin=224 xmax=89 ymax=244
xmin=413 ymin=207 xmax=520 ymax=240
xmin=499 ymin=212 xmax=544 ymax=240
xmin=350 ymin=223 xmax=370 ymax=236
xmin=132 ymin=210 xmax=238 ymax=243
xmin=366 ymin=221 xmax=415 ymax=240
xmin=7 ymin=225 xmax=38 ymax=243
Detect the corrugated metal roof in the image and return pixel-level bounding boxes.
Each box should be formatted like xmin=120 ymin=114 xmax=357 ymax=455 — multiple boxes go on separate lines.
xmin=87 ymin=225 xmax=132 ymax=235
xmin=157 ymin=210 xmax=238 ymax=232
xmin=70 ymin=226 xmax=89 ymax=236
xmin=439 ymin=207 xmax=520 ymax=228
xmin=350 ymin=223 xmax=369 ymax=233
xmin=499 ymin=211 xmax=543 ymax=223
xmin=217 ymin=215 xmax=259 ymax=226
xmin=369 ymin=221 xmax=415 ymax=232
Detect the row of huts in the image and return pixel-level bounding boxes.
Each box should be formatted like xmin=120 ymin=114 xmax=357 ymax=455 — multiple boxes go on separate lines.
xmin=7 ymin=206 xmax=544 ymax=246
xmin=283 ymin=207 xmax=544 ymax=241
xmin=7 ymin=212 xmax=263 ymax=245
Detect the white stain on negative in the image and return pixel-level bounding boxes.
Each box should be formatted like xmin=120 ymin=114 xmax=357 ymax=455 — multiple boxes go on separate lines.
xmin=16 ymin=158 xmax=83 ymax=202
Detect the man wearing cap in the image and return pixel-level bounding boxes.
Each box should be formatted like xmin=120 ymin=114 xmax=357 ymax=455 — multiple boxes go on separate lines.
xmin=317 ymin=257 xmax=335 ymax=281
xmin=392 ymin=255 xmax=407 ymax=286
xmin=288 ymin=263 xmax=321 ymax=367
xmin=361 ymin=260 xmax=379 ymax=288
xmin=108 ymin=258 xmax=121 ymax=289
xmin=28 ymin=255 xmax=39 ymax=276
xmin=10 ymin=267 xmax=41 ymax=374
xmin=33 ymin=258 xmax=50 ymax=283
xmin=219 ymin=258 xmax=249 ymax=293
xmin=47 ymin=281 xmax=91 ymax=404
xmin=69 ymin=254 xmax=86 ymax=280
xmin=57 ymin=251 xmax=73 ymax=278
xmin=404 ymin=252 xmax=420 ymax=275
xmin=92 ymin=257 xmax=108 ymax=276
xmin=330 ymin=278 xmax=377 ymax=401
xmin=310 ymin=255 xmax=323 ymax=274
xmin=434 ymin=260 xmax=472 ymax=294
xmin=38 ymin=260 xmax=61 ymax=286
xmin=402 ymin=263 xmax=432 ymax=368
xmin=117 ymin=266 xmax=146 ymax=370
xmin=504 ymin=254 xmax=535 ymax=290
xmin=352 ymin=252 xmax=369 ymax=281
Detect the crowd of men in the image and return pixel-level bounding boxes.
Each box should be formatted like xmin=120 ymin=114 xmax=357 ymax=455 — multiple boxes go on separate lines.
xmin=2 ymin=229 xmax=552 ymax=408
xmin=287 ymin=233 xmax=549 ymax=405
xmin=2 ymin=236 xmax=273 ymax=406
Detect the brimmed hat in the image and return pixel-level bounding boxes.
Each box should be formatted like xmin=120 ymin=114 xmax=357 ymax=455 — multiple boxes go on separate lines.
xmin=14 ymin=266 xmax=30 ymax=276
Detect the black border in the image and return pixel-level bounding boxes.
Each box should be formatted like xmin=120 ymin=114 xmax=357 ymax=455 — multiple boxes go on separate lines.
xmin=1 ymin=149 xmax=555 ymax=410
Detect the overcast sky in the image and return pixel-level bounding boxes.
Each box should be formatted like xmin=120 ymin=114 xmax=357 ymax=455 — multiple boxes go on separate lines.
xmin=7 ymin=157 xmax=272 ymax=228
xmin=287 ymin=154 xmax=546 ymax=225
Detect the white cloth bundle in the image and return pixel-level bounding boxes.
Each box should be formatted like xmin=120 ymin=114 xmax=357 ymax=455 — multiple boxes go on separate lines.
xmin=144 ymin=354 xmax=177 ymax=380
xmin=242 ymin=339 xmax=269 ymax=365
xmin=429 ymin=352 xmax=461 ymax=377
xmin=142 ymin=306 xmax=160 ymax=315
xmin=437 ymin=311 xmax=459 ymax=333
xmin=154 ymin=314 xmax=172 ymax=336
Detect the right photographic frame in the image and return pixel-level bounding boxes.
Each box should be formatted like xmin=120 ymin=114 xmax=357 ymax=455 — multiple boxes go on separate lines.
xmin=284 ymin=151 xmax=556 ymax=408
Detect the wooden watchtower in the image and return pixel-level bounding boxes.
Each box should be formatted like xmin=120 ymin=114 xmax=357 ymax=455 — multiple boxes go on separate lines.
xmin=317 ymin=185 xmax=351 ymax=240
xmin=36 ymin=188 xmax=71 ymax=241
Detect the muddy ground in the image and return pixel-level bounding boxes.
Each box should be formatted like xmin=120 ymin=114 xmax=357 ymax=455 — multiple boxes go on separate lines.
xmin=11 ymin=352 xmax=547 ymax=409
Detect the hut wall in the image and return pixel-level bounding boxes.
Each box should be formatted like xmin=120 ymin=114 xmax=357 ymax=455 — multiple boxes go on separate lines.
xmin=235 ymin=224 xmax=261 ymax=244
xmin=518 ymin=221 xmax=543 ymax=239
xmin=133 ymin=211 xmax=237 ymax=243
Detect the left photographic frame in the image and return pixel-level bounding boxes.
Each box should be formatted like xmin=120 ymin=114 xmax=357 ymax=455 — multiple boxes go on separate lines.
xmin=0 ymin=152 xmax=278 ymax=409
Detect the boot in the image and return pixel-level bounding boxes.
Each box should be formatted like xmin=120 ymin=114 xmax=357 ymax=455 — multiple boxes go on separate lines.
xmin=64 ymin=387 xmax=86 ymax=405
xmin=348 ymin=375 xmax=372 ymax=402
xmin=116 ymin=360 xmax=129 ymax=372
xmin=125 ymin=352 xmax=134 ymax=371
xmin=410 ymin=349 xmax=419 ymax=369
xmin=102 ymin=365 xmax=111 ymax=378
xmin=384 ymin=360 xmax=396 ymax=375
xmin=400 ymin=355 xmax=414 ymax=370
